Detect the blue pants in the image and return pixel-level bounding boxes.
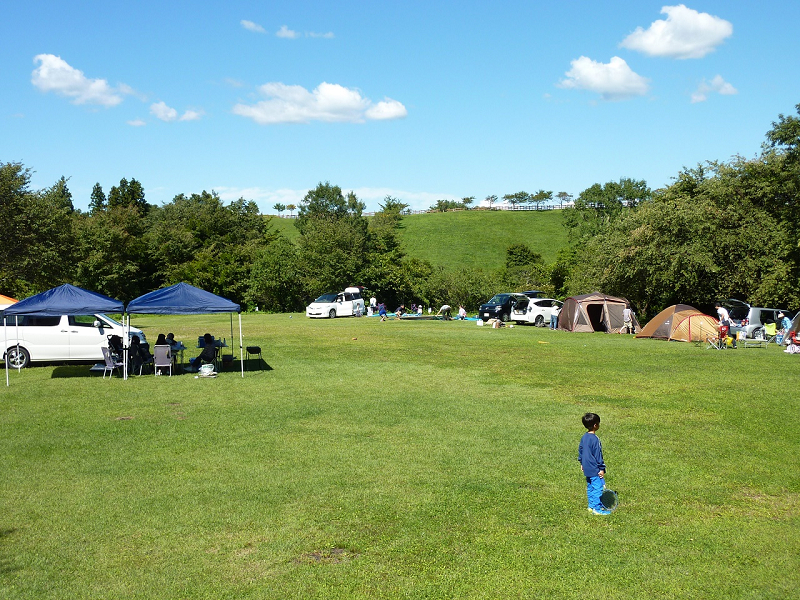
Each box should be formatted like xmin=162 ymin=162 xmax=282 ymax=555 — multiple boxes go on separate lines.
xmin=586 ymin=476 xmax=605 ymax=510
xmin=550 ymin=314 xmax=558 ymax=329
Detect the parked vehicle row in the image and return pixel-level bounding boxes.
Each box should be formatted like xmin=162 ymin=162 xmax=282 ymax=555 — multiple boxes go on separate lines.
xmin=477 ymin=290 xmax=562 ymax=326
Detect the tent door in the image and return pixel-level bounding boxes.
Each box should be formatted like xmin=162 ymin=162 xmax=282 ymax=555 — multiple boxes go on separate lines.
xmin=587 ymin=304 xmax=606 ymax=332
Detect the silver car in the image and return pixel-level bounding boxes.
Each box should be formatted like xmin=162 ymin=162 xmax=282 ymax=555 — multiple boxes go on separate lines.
xmin=724 ymin=299 xmax=794 ymax=339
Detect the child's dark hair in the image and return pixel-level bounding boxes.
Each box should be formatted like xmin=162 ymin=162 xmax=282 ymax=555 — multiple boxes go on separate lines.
xmin=582 ymin=412 xmax=600 ymax=430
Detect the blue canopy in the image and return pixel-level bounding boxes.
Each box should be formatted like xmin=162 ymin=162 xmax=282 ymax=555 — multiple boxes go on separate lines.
xmin=4 ymin=284 xmax=124 ymax=316
xmin=127 ymin=282 xmax=240 ymax=314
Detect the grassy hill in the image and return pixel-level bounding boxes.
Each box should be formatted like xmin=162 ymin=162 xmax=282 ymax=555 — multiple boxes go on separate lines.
xmin=398 ymin=209 xmax=568 ymax=270
xmin=267 ymin=209 xmax=569 ymax=271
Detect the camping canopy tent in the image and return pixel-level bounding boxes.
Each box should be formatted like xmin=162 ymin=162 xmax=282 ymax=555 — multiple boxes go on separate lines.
xmin=4 ymin=284 xmax=124 ymax=385
xmin=126 ymin=282 xmax=244 ymax=377
xmin=4 ymin=284 xmax=123 ymax=316
xmin=557 ymin=292 xmax=640 ymax=333
xmin=635 ymin=304 xmax=718 ymax=342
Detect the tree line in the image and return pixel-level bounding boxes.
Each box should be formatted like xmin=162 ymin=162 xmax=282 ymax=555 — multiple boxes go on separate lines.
xmin=2 ymin=104 xmax=798 ymax=317
xmin=0 ymin=172 xmax=551 ymax=312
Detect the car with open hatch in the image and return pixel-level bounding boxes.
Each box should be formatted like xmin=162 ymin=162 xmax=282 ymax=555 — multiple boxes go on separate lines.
xmin=478 ymin=292 xmax=528 ymax=322
xmin=306 ymin=287 xmax=365 ymax=319
xmin=511 ymin=298 xmax=563 ymax=326
xmin=722 ymin=299 xmax=795 ymax=339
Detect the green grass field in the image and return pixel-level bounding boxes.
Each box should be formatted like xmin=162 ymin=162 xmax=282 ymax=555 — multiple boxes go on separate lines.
xmin=2 ymin=314 xmax=798 ymax=599
xmin=268 ymin=209 xmax=569 ymax=271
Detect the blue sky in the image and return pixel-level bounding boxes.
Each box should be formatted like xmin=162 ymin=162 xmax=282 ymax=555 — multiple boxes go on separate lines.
xmin=2 ymin=1 xmax=798 ymax=213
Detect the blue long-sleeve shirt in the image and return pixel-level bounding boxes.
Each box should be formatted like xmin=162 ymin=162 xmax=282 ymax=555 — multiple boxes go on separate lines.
xmin=578 ymin=432 xmax=606 ymax=479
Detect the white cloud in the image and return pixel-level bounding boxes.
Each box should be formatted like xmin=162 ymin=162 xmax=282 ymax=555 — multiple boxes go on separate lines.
xmin=150 ymin=101 xmax=178 ymax=121
xmin=31 ymin=54 xmax=124 ymax=107
xmin=308 ymin=31 xmax=335 ymax=39
xmin=179 ymin=109 xmax=204 ymax=121
xmin=365 ymin=98 xmax=408 ymax=120
xmin=691 ymin=75 xmax=738 ymax=103
xmin=276 ymin=25 xmax=299 ymax=39
xmin=558 ymin=56 xmax=649 ymax=101
xmin=127 ymin=119 xmax=146 ymax=127
xmin=232 ymin=82 xmax=407 ymax=124
xmin=241 ymin=20 xmax=266 ymax=33
xmin=620 ymin=4 xmax=733 ymax=59
xmin=150 ymin=101 xmax=203 ymax=122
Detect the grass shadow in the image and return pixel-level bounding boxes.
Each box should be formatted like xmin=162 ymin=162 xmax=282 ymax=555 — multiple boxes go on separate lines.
xmin=51 ymin=364 xmax=99 ymax=378
xmin=245 ymin=358 xmax=273 ymax=372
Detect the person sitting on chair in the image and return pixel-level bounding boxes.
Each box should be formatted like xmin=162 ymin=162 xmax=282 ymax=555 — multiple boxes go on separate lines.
xmin=189 ymin=333 xmax=217 ymax=371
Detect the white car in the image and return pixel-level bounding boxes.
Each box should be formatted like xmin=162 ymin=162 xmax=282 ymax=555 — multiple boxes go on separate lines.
xmin=511 ymin=298 xmax=563 ymax=327
xmin=306 ymin=287 xmax=365 ymax=319
xmin=2 ymin=313 xmax=145 ymax=369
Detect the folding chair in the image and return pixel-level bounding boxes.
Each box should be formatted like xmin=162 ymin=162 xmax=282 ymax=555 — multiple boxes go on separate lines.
xmin=153 ymin=345 xmax=172 ymax=376
xmin=134 ymin=345 xmax=154 ymax=375
xmin=101 ymin=347 xmax=125 ymax=378
xmin=763 ymin=322 xmax=778 ymax=345
xmin=706 ymin=325 xmax=730 ymax=350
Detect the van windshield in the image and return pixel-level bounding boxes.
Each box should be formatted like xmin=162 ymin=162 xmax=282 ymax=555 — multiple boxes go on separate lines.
xmin=94 ymin=314 xmax=123 ymax=327
xmin=314 ymin=293 xmax=338 ymax=303
xmin=486 ymin=294 xmax=511 ymax=305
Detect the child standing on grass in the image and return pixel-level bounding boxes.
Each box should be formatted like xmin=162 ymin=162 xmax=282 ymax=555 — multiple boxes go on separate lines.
xmin=578 ymin=412 xmax=611 ymax=515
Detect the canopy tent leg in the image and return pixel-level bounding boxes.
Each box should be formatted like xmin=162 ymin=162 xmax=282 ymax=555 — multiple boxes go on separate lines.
xmin=239 ymin=313 xmax=244 ymax=378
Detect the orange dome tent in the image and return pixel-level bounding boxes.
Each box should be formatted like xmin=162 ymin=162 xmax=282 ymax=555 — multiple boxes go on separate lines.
xmin=635 ymin=304 xmax=719 ymax=342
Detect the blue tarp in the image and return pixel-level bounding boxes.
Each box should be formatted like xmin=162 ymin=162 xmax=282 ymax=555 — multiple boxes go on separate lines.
xmin=4 ymin=284 xmax=124 ymax=316
xmin=127 ymin=282 xmax=240 ymax=314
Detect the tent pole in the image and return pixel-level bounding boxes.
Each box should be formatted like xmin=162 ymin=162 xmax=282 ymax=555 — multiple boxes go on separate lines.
xmin=123 ymin=314 xmax=128 ymax=381
xmin=239 ymin=313 xmax=244 ymax=378
xmin=3 ymin=318 xmax=8 ymax=387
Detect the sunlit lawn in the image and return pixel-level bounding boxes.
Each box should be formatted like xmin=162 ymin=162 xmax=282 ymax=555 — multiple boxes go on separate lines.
xmin=1 ymin=313 xmax=798 ymax=599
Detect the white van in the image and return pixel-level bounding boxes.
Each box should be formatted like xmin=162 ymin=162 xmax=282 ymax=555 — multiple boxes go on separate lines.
xmin=1 ymin=313 xmax=145 ymax=369
xmin=306 ymin=287 xmax=365 ymax=319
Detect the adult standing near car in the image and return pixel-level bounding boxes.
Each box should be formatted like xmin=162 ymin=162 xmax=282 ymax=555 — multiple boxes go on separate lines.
xmin=550 ymin=301 xmax=561 ymax=330
xmin=779 ymin=312 xmax=792 ymax=333
xmin=715 ymin=302 xmax=736 ymax=348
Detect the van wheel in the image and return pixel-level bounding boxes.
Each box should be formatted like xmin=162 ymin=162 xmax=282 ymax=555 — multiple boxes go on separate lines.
xmin=534 ymin=315 xmax=544 ymax=327
xmin=501 ymin=313 xmax=509 ymax=322
xmin=6 ymin=346 xmax=30 ymax=369
xmin=329 ymin=309 xmax=337 ymax=319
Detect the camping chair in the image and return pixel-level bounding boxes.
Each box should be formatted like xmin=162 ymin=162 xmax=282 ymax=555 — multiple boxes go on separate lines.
xmin=706 ymin=324 xmax=730 ymax=350
xmin=763 ymin=322 xmax=778 ymax=345
xmin=153 ymin=345 xmax=172 ymax=376
xmin=133 ymin=345 xmax=154 ymax=375
xmin=107 ymin=334 xmax=124 ymax=360
xmin=101 ymin=347 xmax=125 ymax=378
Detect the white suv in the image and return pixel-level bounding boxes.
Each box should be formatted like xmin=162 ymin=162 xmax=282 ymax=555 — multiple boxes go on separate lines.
xmin=306 ymin=287 xmax=365 ymax=319
xmin=511 ymin=298 xmax=562 ymax=326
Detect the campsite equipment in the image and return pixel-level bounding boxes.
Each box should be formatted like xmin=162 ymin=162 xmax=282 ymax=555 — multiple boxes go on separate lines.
xmin=4 ymin=284 xmax=128 ymax=385
xmin=557 ymin=292 xmax=640 ymax=333
xmin=127 ymin=282 xmax=244 ymax=379
xmin=635 ymin=304 xmax=719 ymax=342
xmin=600 ymin=488 xmax=619 ymax=512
